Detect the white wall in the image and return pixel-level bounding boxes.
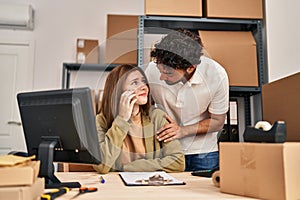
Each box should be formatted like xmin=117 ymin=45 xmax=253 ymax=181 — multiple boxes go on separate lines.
xmin=265 ymin=0 xmax=300 ymax=82
xmin=0 ymin=0 xmax=144 ymax=90
xmin=0 ymin=0 xmax=299 ymax=89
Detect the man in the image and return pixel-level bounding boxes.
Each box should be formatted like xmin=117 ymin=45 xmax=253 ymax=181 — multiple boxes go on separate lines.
xmin=145 ymin=29 xmax=229 ymax=171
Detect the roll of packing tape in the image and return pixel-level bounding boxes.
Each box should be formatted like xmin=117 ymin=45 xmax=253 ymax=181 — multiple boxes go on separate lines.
xmin=212 ymin=170 xmax=220 ymax=187
xmin=254 ymin=121 xmax=272 ymax=131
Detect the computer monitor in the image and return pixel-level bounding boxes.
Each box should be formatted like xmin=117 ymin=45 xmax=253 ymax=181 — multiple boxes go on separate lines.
xmin=17 ymin=87 xmax=101 ymax=188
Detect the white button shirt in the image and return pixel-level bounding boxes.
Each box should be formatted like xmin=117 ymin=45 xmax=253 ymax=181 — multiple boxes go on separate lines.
xmin=145 ymin=56 xmax=229 ymax=155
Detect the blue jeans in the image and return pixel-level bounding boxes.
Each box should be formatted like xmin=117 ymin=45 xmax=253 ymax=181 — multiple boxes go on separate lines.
xmin=184 ymin=151 xmax=219 ymax=171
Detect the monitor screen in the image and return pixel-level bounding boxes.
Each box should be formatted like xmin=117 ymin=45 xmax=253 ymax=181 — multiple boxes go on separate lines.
xmin=17 ymin=87 xmax=101 ymax=188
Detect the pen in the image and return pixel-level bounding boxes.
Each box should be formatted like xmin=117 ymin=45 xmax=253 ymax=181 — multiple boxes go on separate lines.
xmin=99 ymin=176 xmax=105 ymax=184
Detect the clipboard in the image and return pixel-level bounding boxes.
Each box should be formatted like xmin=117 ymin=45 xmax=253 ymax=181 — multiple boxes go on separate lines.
xmin=119 ymin=171 xmax=186 ymax=186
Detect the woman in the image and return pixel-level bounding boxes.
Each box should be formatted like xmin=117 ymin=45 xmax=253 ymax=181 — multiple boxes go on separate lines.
xmin=93 ymin=64 xmax=185 ymax=174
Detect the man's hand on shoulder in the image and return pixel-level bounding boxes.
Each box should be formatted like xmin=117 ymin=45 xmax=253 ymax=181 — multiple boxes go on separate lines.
xmin=156 ymin=115 xmax=186 ymax=142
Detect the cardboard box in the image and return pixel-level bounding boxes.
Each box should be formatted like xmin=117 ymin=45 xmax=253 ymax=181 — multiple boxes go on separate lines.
xmin=262 ymin=72 xmax=300 ymax=141
xmin=0 ymin=161 xmax=40 ymax=187
xmin=59 ymin=163 xmax=95 ymax=172
xmin=204 ymin=0 xmax=263 ymax=19
xmin=105 ymin=38 xmax=137 ymax=64
xmin=199 ymin=30 xmax=258 ymax=86
xmin=107 ymin=14 xmax=138 ymax=40
xmin=0 ymin=178 xmax=45 ymax=200
xmin=145 ymin=0 xmax=202 ymax=17
xmin=220 ymin=142 xmax=300 ymax=200
xmin=76 ymin=39 xmax=99 ymax=64
xmin=106 ymin=14 xmax=138 ymax=64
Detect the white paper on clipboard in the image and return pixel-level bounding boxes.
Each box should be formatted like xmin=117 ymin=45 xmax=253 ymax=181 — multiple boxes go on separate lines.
xmin=119 ymin=171 xmax=185 ymax=186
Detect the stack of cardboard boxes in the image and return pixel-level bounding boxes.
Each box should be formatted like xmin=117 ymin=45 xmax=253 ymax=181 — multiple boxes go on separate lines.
xmin=220 ymin=72 xmax=300 ymax=200
xmin=145 ymin=0 xmax=263 ymax=19
xmin=0 ymin=155 xmax=44 ymax=200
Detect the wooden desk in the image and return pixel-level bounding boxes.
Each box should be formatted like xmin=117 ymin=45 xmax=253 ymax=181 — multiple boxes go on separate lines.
xmin=54 ymin=172 xmax=256 ymax=199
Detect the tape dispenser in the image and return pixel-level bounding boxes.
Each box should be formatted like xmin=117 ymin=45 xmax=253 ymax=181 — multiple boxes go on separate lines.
xmin=243 ymin=121 xmax=286 ymax=143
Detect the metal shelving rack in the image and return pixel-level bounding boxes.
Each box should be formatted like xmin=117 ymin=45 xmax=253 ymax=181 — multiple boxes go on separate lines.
xmin=137 ymin=15 xmax=267 ymax=127
xmin=61 ymin=63 xmax=118 ymax=89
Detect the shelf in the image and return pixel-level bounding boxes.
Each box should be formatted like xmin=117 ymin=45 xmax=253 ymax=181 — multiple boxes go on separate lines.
xmin=229 ymin=86 xmax=261 ymax=96
xmin=61 ymin=63 xmax=118 ymax=88
xmin=141 ymin=16 xmax=260 ymax=33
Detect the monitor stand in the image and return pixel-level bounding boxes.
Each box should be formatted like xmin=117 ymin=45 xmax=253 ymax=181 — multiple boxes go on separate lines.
xmin=38 ymin=139 xmax=81 ymax=189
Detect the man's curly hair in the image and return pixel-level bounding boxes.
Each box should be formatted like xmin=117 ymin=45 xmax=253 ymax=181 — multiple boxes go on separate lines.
xmin=151 ymin=29 xmax=204 ymax=70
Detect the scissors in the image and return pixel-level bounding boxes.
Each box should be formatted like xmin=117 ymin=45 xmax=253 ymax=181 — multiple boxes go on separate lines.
xmin=71 ymin=186 xmax=98 ymax=199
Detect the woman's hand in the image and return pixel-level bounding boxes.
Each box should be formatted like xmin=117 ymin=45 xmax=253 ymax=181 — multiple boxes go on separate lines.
xmin=118 ymin=90 xmax=137 ymax=121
